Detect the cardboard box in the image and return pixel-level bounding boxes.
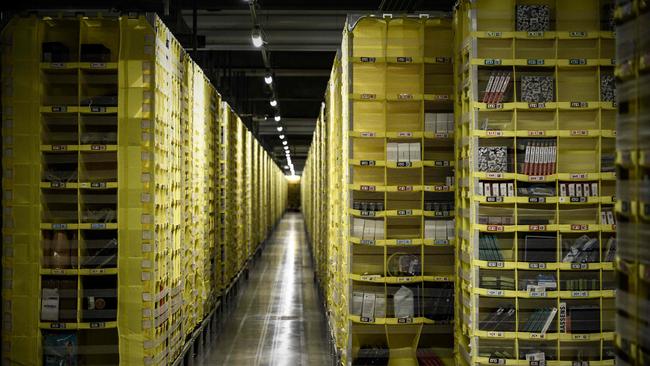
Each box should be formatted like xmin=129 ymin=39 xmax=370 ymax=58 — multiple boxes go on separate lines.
xmin=446 ymin=220 xmax=454 ymax=239
xmin=375 ymin=219 xmax=384 ymax=239
xmin=583 ymin=183 xmax=591 ymax=197
xmin=425 ymin=220 xmax=435 ymax=239
xmin=387 ymin=143 xmax=398 ymax=162
xmin=353 ymin=218 xmax=365 ymax=238
xmin=576 ymin=184 xmax=583 ymax=197
xmin=374 ymin=294 xmax=386 ymax=318
xmin=500 ymin=183 xmax=508 ymax=197
xmin=591 ymin=183 xmax=598 ymax=196
xmin=435 ymin=220 xmax=447 ymax=239
xmin=352 ymin=292 xmax=364 ymax=316
xmin=478 ymin=182 xmax=484 ymax=196
xmin=362 ymin=293 xmax=376 ymax=319
xmin=425 ymin=113 xmax=436 ymax=132
xmin=436 ymin=114 xmax=448 ymax=134
xmin=398 ymin=143 xmax=410 ymax=162
xmin=492 ymin=183 xmax=500 ymax=197
xmin=446 ymin=113 xmax=454 ymax=133
xmin=363 ymin=219 xmax=375 ymax=239
xmin=568 ymin=184 xmax=576 ymax=197
xmin=409 ymin=143 xmax=421 ymax=161
xmin=507 ymin=183 xmax=515 ymax=197
xmin=560 ymin=183 xmax=567 ymax=197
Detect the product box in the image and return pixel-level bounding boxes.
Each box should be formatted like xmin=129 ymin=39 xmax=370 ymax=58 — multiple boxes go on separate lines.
xmin=446 ymin=113 xmax=454 ymax=133
xmin=583 ymin=183 xmax=591 ymax=197
xmin=374 ymin=294 xmax=386 ymax=318
xmin=576 ymin=184 xmax=583 ymax=197
xmin=353 ymin=218 xmax=365 ymax=238
xmin=387 ymin=143 xmax=398 ymax=162
xmin=352 ymin=292 xmax=364 ymax=316
xmin=568 ymin=183 xmax=576 ymax=197
xmin=478 ymin=146 xmax=508 ymax=173
xmin=591 ymin=183 xmax=598 ymax=196
xmin=375 ymin=219 xmax=385 ymax=239
xmin=436 ymin=114 xmax=448 ymax=134
xmin=484 ymin=183 xmax=492 ymax=197
xmin=425 ymin=113 xmax=436 ymax=132
xmin=606 ymin=210 xmax=615 ymax=225
xmin=446 ymin=220 xmax=454 ymax=239
xmin=425 ymin=220 xmax=435 ymax=239
xmin=41 ymin=288 xmax=60 ymax=321
xmin=516 ymin=4 xmax=551 ymax=32
xmin=362 ymin=293 xmax=376 ymax=319
xmin=492 ymin=183 xmax=501 ymax=197
xmin=500 ymin=183 xmax=508 ymax=197
xmin=398 ymin=143 xmax=410 ymax=162
xmin=507 ymin=183 xmax=515 ymax=197
xmin=560 ymin=183 xmax=567 ymax=197
xmin=520 ymin=75 xmax=554 ymax=103
xmin=409 ymin=143 xmax=421 ymax=162
xmin=435 ymin=221 xmax=447 ymax=239
xmin=478 ymin=182 xmax=484 ymax=196
xmin=363 ymin=219 xmax=375 ymax=239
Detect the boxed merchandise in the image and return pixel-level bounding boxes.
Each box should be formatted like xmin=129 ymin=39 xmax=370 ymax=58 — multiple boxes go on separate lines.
xmin=387 ymin=143 xmax=398 ymax=162
xmin=446 ymin=113 xmax=454 ymax=133
xmin=516 ymin=5 xmax=551 ymax=32
xmin=600 ymin=74 xmax=616 ymax=102
xmin=352 ymin=292 xmax=364 ymax=316
xmin=398 ymin=143 xmax=410 ymax=162
xmin=478 ymin=182 xmax=484 ymax=196
xmin=446 ymin=220 xmax=454 ymax=239
xmin=409 ymin=143 xmax=421 ymax=161
xmin=436 ymin=114 xmax=448 ymax=134
xmin=478 ymin=146 xmax=508 ymax=173
xmin=41 ymin=288 xmax=60 ymax=322
xmin=425 ymin=113 xmax=436 ymax=132
xmin=435 ymin=221 xmax=447 ymax=240
xmin=362 ymin=293 xmax=376 ymax=319
xmin=375 ymin=219 xmax=384 ymax=239
xmin=520 ymin=76 xmax=554 ymax=103
xmin=425 ymin=220 xmax=435 ymax=239
xmin=375 ymin=294 xmax=386 ymax=318
xmin=353 ymin=218 xmax=365 ymax=238
xmin=363 ymin=220 xmax=375 ymax=239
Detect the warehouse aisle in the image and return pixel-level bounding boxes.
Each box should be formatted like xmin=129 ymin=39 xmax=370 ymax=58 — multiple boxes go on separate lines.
xmin=198 ymin=213 xmax=333 ymax=366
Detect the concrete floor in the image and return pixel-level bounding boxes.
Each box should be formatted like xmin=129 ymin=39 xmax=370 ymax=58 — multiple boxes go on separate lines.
xmin=197 ymin=213 xmax=334 ymax=366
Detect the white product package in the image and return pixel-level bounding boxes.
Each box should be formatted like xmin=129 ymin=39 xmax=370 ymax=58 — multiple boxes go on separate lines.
xmin=394 ymin=286 xmax=415 ymax=319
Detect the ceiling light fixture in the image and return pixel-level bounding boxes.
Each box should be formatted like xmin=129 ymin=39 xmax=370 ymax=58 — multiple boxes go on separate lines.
xmin=251 ymin=27 xmax=263 ymax=48
xmin=276 ymin=126 xmax=283 ymax=132
xmin=269 ymin=99 xmax=277 ymax=107
xmin=264 ymin=74 xmax=273 ymax=85
xmin=279 ymin=134 xmax=285 ymax=139
xmin=282 ymin=141 xmax=287 ymax=146
xmin=274 ymin=115 xmax=281 ymax=122
xmin=283 ymin=146 xmax=289 ymax=150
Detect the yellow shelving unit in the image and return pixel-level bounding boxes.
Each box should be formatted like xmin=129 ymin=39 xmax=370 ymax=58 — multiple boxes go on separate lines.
xmin=303 ymin=14 xmax=455 ymax=366
xmin=454 ymin=1 xmax=617 ymax=365
xmin=1 ymin=14 xmax=287 ymax=365
xmin=614 ymin=2 xmax=649 ymax=366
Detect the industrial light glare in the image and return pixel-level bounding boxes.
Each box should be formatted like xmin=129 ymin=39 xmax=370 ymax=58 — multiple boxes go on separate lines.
xmin=284 ymin=165 xmax=289 ymax=169
xmin=251 ymin=28 xmax=263 ymax=48
xmin=276 ymin=126 xmax=283 ymax=132
xmin=283 ymin=146 xmax=289 ymax=150
xmin=274 ymin=115 xmax=281 ymax=122
xmin=282 ymin=141 xmax=288 ymax=146
xmin=279 ymin=135 xmax=285 ymax=139
xmin=269 ymin=99 xmax=277 ymax=106
xmin=264 ymin=75 xmax=273 ymax=85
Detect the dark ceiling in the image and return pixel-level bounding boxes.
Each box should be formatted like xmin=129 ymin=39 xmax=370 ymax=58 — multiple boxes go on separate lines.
xmin=1 ymin=0 xmax=455 ymax=174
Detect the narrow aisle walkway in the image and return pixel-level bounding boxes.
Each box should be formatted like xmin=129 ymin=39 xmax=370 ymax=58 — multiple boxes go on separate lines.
xmin=198 ymin=213 xmax=333 ymax=366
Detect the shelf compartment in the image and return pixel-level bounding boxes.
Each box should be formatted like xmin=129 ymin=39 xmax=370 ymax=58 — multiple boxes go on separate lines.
xmin=81 ymin=275 xmax=117 ymax=322
xmin=478 ymin=232 xmax=515 ymax=262
xmin=80 ymin=70 xmax=118 ymax=108
xmin=42 ymin=229 xmax=78 ymax=269
xmin=514 ymin=38 xmax=555 ymax=60
xmin=41 ymin=275 xmax=78 ymax=323
xmin=77 ymin=328 xmax=120 ymax=365
xmin=557 ymin=68 xmax=599 ymax=102
xmin=41 ymin=19 xmax=80 ymax=62
xmin=41 ymin=114 xmax=78 ymax=145
xmin=386 ymin=64 xmax=422 ymax=98
xmin=351 ymin=244 xmax=384 ymax=277
xmin=352 ymin=100 xmax=385 ymax=132
xmin=41 ymin=68 xmax=78 ymax=106
xmin=478 ymin=297 xmax=516 ymax=332
xmin=518 ymin=298 xmax=558 ymax=333
xmin=351 ymin=17 xmax=386 ymax=59
xmin=80 ymin=229 xmax=117 ymax=269
xmin=557 ymin=138 xmax=599 ymax=174
xmin=79 ymin=151 xmax=117 ymax=183
xmin=518 ymin=232 xmax=557 ymax=263
xmin=42 ymin=151 xmax=78 ymax=184
xmin=80 ymin=114 xmax=117 ymax=145
xmin=352 ymin=137 xmax=385 ymax=161
xmin=386 ymin=18 xmax=422 ymax=61
xmin=41 ymin=188 xmax=78 ymax=224
xmin=386 ymin=217 xmax=422 ymax=241
xmin=386 ymin=101 xmax=422 ymax=132
xmin=387 ymin=167 xmax=421 ymax=187
xmin=423 ymin=246 xmax=454 ymax=278
xmin=353 ymin=62 xmax=386 ymax=98
xmin=80 ymin=189 xmax=116 ymax=224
